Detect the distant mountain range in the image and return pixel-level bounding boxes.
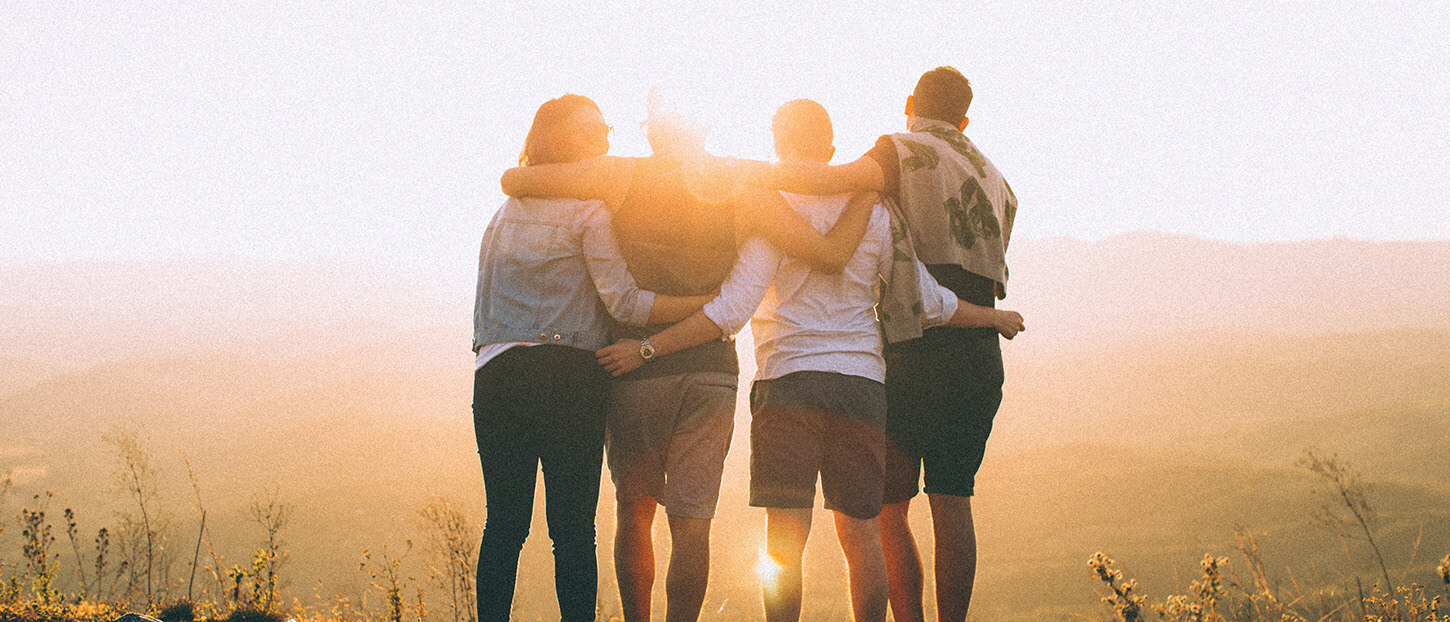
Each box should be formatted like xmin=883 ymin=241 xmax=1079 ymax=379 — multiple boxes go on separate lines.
xmin=5 ymin=231 xmax=1446 ymax=456
xmin=2 ymin=232 xmax=1447 ymax=621
xmin=4 ymin=231 xmax=1445 ymax=453
xmin=5 ymin=232 xmax=1445 ymax=374
xmin=0 ymin=255 xmax=470 ymax=395
xmin=1005 ymin=232 xmax=1450 ymax=351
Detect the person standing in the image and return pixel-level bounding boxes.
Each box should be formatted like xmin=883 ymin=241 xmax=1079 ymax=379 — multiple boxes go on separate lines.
xmin=501 ymin=88 xmax=874 ymax=622
xmin=749 ymin=67 xmax=1020 ymax=622
xmin=597 ymin=98 xmax=1022 ymax=622
xmin=472 ymin=94 xmax=713 ymax=622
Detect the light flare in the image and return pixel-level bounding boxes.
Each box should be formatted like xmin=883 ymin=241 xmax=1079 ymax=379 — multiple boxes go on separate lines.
xmin=756 ymin=547 xmax=783 ymax=590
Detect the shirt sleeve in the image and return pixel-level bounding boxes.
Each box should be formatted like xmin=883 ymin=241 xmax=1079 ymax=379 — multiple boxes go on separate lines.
xmin=915 ymin=258 xmax=960 ymax=327
xmin=577 ymin=201 xmax=656 ymax=326
xmin=865 ymin=135 xmax=901 ymax=204
xmin=701 ymin=236 xmax=780 ymax=338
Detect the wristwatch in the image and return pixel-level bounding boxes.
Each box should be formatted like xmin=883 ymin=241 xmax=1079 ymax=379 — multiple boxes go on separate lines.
xmin=639 ymin=337 xmax=656 ymax=362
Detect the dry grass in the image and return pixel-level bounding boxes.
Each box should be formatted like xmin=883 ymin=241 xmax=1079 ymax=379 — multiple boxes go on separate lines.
xmin=1089 ymin=548 xmax=1450 ymax=622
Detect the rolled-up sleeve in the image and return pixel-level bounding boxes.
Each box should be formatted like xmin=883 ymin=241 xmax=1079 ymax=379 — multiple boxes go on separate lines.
xmin=917 ymin=259 xmax=959 ymax=327
xmin=701 ymin=237 xmax=779 ymax=338
xmin=577 ymin=202 xmax=656 ymax=326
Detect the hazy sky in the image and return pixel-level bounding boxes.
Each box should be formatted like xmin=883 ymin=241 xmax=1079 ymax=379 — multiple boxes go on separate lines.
xmin=4 ymin=1 xmax=1448 ymax=269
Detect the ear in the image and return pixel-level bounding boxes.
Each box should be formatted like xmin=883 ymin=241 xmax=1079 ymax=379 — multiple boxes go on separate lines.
xmin=904 ymin=96 xmax=914 ymax=117
xmin=958 ymin=117 xmax=969 ymax=131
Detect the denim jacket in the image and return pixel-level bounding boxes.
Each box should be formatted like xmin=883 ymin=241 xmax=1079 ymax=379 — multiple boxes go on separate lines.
xmin=473 ymin=197 xmax=657 ymax=352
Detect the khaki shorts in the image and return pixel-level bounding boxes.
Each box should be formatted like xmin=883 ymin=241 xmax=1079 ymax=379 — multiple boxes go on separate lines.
xmin=606 ymin=371 xmax=737 ymax=519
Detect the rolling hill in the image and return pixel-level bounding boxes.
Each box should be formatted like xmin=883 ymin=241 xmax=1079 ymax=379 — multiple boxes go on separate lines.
xmin=2 ymin=232 xmax=1448 ymax=620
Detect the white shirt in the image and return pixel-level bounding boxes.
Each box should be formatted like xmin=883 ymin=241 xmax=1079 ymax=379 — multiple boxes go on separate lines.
xmin=475 ymin=342 xmax=535 ymax=371
xmin=701 ymin=193 xmax=958 ymax=383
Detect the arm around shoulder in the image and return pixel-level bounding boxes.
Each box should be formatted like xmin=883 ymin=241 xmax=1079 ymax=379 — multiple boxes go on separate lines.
xmin=758 ymin=155 xmax=885 ymax=196
xmin=738 ymin=188 xmax=876 ymax=274
xmin=500 ymin=156 xmax=634 ymax=207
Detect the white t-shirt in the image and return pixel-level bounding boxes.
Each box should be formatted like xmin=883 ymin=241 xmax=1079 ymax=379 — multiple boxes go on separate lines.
xmin=701 ymin=193 xmax=958 ymax=383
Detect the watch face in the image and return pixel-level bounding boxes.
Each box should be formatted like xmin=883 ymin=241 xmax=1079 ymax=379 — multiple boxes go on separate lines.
xmin=640 ymin=341 xmax=655 ymax=359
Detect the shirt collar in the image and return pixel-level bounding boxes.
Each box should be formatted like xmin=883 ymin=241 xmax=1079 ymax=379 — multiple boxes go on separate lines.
xmin=907 ymin=115 xmax=961 ymax=134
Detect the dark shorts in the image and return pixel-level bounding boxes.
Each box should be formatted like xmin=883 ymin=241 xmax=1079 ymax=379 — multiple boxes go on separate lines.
xmin=884 ymin=326 xmax=1003 ymax=503
xmin=748 ymin=371 xmax=888 ymax=520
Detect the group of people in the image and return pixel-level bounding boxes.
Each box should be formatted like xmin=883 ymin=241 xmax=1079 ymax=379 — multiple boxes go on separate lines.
xmin=470 ymin=66 xmax=1024 ymax=622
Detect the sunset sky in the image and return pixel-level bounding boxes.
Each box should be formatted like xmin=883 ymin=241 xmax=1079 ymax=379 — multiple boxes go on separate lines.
xmin=4 ymin=6 xmax=1450 ymax=619
xmin=5 ymin=2 xmax=1448 ymax=270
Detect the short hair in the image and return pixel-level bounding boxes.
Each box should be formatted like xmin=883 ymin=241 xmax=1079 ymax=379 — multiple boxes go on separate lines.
xmin=771 ymin=99 xmax=833 ymax=163
xmin=912 ymin=66 xmax=973 ymax=124
xmin=519 ymin=94 xmax=602 ymax=166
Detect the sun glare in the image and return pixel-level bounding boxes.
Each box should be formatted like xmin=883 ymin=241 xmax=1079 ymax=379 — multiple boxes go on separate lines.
xmin=756 ymin=548 xmax=783 ymax=589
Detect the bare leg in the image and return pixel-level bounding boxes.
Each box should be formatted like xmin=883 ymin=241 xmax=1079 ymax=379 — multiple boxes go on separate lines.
xmin=763 ymin=508 xmax=812 ymax=622
xmin=928 ymin=494 xmax=976 ymax=622
xmin=833 ymin=511 xmax=889 ymax=622
xmin=878 ymin=500 xmax=925 ymax=622
xmin=665 ymin=514 xmax=712 ymax=622
xmin=615 ymin=498 xmax=658 ymax=622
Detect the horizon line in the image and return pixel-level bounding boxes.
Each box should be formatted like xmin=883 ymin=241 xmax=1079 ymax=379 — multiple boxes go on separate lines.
xmin=4 ymin=229 xmax=1450 ymax=268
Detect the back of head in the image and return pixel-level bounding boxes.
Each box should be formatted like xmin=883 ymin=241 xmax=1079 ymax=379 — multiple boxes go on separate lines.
xmin=645 ymin=85 xmax=711 ymax=155
xmin=520 ymin=94 xmax=603 ymax=166
xmin=911 ymin=66 xmax=973 ymax=124
xmin=771 ymin=99 xmax=834 ymax=163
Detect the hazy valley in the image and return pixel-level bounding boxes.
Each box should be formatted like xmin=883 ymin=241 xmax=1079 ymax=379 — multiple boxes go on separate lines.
xmin=2 ymin=232 xmax=1448 ymax=620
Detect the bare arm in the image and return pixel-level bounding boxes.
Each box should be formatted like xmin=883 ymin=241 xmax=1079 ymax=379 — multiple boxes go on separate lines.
xmin=945 ymin=302 xmax=1024 ymax=339
xmin=736 ymin=188 xmax=875 ymax=274
xmin=500 ymin=155 xmax=634 ymax=207
xmin=912 ymin=258 xmax=1024 ymax=338
xmin=597 ymin=238 xmax=778 ymax=376
xmin=595 ymin=312 xmax=721 ymax=376
xmin=746 ymin=155 xmax=886 ymax=196
xmin=646 ymin=294 xmax=715 ymax=324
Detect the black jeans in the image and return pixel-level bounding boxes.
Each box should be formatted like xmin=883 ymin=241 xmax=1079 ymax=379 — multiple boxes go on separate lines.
xmin=473 ymin=345 xmax=610 ymax=621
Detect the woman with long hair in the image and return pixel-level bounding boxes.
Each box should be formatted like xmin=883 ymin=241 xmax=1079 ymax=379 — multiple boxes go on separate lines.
xmin=471 ymin=94 xmax=710 ymax=621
